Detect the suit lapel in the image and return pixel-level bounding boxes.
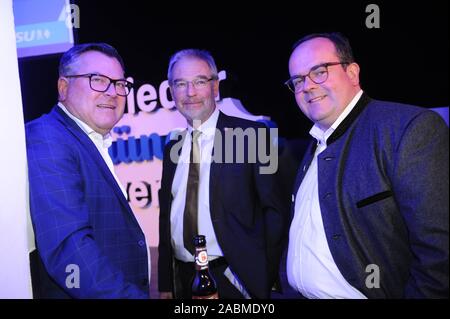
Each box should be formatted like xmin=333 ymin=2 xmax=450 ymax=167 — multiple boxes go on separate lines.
xmin=209 ymin=112 xmax=227 ymax=218
xmin=53 ymin=107 xmax=138 ymax=223
xmin=327 ymin=93 xmax=371 ymax=145
xmin=162 ymin=132 xmax=187 ymax=206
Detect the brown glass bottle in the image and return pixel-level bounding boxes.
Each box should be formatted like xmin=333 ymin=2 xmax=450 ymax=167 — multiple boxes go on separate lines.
xmin=191 ymin=235 xmax=219 ymax=299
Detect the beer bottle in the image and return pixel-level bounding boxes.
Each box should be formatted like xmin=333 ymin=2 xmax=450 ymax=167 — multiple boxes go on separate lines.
xmin=191 ymin=235 xmax=219 ymax=299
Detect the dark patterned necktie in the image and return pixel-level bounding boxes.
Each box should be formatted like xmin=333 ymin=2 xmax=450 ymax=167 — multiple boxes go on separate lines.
xmin=183 ymin=130 xmax=201 ymax=255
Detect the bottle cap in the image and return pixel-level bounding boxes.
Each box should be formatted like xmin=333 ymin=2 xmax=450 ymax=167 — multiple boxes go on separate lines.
xmin=193 ymin=235 xmax=206 ymax=247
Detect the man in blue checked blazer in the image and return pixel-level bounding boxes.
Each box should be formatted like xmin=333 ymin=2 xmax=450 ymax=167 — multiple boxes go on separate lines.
xmin=26 ymin=43 xmax=149 ymax=298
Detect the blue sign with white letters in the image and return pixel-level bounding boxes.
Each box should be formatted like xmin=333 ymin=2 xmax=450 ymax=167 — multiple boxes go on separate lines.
xmin=13 ymin=0 xmax=74 ymax=58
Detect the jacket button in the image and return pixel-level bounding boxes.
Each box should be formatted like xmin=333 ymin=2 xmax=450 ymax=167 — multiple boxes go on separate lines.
xmin=324 ymin=157 xmax=334 ymax=161
xmin=138 ymin=240 xmax=145 ymax=247
xmin=332 ymin=234 xmax=341 ymax=240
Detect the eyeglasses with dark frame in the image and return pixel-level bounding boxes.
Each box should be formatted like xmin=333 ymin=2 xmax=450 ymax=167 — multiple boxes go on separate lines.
xmin=64 ymin=73 xmax=133 ymax=96
xmin=171 ymin=76 xmax=217 ymax=91
xmin=284 ymin=62 xmax=349 ymax=93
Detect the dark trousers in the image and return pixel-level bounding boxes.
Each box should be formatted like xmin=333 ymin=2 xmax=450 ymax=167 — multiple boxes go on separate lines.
xmin=173 ymin=258 xmax=245 ymax=299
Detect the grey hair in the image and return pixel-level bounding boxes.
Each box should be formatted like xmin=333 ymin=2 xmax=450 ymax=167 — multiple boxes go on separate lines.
xmin=167 ymin=49 xmax=218 ymax=84
xmin=59 ymin=42 xmax=125 ymax=76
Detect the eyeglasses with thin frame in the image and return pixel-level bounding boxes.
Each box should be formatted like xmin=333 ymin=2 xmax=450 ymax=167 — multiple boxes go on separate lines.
xmin=284 ymin=62 xmax=349 ymax=93
xmin=171 ymin=76 xmax=217 ymax=91
xmin=64 ymin=73 xmax=133 ymax=96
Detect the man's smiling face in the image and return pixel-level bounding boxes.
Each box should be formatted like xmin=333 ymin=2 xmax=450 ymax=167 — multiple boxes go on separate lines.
xmin=58 ymin=50 xmax=126 ymax=135
xmin=288 ymin=37 xmax=360 ymax=131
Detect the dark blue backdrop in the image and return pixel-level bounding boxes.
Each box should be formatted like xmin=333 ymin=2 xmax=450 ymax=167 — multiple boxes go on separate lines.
xmin=18 ymin=1 xmax=449 ymax=139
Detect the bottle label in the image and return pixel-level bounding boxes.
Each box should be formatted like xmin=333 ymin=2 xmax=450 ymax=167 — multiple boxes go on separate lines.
xmin=195 ymin=250 xmax=208 ymax=267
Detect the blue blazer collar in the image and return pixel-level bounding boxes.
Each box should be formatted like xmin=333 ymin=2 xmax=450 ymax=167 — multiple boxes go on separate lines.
xmin=51 ymin=106 xmax=138 ymax=223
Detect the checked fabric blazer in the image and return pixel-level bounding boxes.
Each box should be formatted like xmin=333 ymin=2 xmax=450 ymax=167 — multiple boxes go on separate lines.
xmin=26 ymin=106 xmax=149 ymax=298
